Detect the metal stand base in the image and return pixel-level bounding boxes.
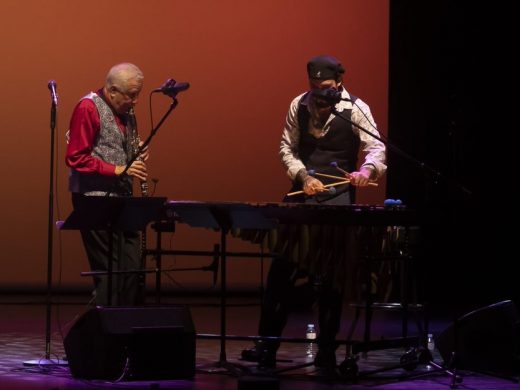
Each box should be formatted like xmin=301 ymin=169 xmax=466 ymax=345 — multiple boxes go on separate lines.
xmin=23 ymin=358 xmax=68 ymax=367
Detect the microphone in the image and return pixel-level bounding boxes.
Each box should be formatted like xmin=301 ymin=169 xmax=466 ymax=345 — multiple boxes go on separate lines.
xmin=311 ymin=87 xmax=343 ymax=107
xmin=48 ymin=80 xmax=58 ymax=106
xmin=153 ymin=78 xmax=190 ymax=97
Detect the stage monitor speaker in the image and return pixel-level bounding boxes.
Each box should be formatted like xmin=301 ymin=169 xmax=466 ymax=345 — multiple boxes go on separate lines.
xmin=436 ymin=300 xmax=520 ymax=374
xmin=64 ymin=306 xmax=195 ymax=380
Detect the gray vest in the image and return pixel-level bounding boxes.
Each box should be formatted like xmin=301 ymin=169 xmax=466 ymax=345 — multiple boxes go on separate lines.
xmin=69 ymin=93 xmax=135 ymax=196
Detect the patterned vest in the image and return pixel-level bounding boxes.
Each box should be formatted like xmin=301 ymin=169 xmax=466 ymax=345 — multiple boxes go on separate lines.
xmin=69 ymin=93 xmax=135 ymax=196
xmin=286 ymin=93 xmax=360 ymax=203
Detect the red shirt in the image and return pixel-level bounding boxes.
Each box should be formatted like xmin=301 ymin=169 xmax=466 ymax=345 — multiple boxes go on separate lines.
xmin=65 ymin=89 xmax=128 ymax=176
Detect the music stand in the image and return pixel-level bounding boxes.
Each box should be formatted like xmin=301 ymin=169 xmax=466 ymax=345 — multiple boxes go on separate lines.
xmin=168 ymin=201 xmax=276 ymax=372
xmin=59 ymin=196 xmax=167 ymax=306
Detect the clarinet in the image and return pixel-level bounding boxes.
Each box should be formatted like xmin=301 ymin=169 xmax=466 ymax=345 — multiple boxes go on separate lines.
xmin=128 ymin=108 xmax=148 ymax=302
xmin=128 ymin=109 xmax=149 ymax=198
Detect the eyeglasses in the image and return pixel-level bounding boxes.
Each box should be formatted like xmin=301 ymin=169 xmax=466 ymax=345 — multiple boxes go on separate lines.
xmin=114 ymin=87 xmax=140 ymax=101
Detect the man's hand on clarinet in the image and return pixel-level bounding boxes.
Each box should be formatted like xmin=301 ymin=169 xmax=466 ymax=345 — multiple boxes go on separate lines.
xmin=138 ymin=140 xmax=150 ymax=162
xmin=115 ymin=160 xmax=147 ymax=181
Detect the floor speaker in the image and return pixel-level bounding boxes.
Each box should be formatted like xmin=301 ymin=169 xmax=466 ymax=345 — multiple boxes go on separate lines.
xmin=436 ymin=300 xmax=520 ymax=374
xmin=64 ymin=306 xmax=195 ymax=380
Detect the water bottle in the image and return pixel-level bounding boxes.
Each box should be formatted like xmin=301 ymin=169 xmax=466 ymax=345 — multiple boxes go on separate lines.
xmin=426 ymin=333 xmax=435 ymax=369
xmin=306 ymin=324 xmax=317 ymax=358
xmin=427 ymin=333 xmax=435 ymax=353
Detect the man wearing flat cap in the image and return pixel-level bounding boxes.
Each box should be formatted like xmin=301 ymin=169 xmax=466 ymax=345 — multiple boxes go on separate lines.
xmin=284 ymin=54 xmax=386 ymax=197
xmin=242 ymin=55 xmax=386 ymax=372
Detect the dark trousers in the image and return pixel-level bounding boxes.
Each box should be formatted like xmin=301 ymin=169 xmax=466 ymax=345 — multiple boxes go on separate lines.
xmin=258 ymin=190 xmax=352 ymax=352
xmin=258 ymin=257 xmax=344 ymax=353
xmin=80 ymin=229 xmax=141 ymax=306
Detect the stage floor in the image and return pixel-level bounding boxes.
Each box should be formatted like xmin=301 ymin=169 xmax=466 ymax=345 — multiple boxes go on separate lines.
xmin=0 ymin=294 xmax=518 ymax=389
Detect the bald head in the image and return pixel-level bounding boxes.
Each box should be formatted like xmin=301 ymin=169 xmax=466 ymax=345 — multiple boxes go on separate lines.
xmin=103 ymin=63 xmax=144 ymax=114
xmin=105 ymin=63 xmax=144 ymax=91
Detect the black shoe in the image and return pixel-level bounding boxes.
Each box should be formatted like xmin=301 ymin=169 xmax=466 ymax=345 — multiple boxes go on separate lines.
xmin=314 ymin=349 xmax=337 ymax=368
xmin=240 ymin=342 xmax=276 ymax=369
xmin=241 ymin=342 xmax=264 ymax=362
xmin=314 ymin=349 xmax=338 ymax=378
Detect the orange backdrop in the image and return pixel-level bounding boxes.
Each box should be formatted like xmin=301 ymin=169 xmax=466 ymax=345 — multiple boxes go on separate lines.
xmin=0 ymin=0 xmax=388 ymax=291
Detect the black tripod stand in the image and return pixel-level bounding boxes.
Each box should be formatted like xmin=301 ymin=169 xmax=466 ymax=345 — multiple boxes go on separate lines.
xmin=24 ymin=81 xmax=67 ymax=367
xmin=406 ymin=300 xmax=520 ymax=388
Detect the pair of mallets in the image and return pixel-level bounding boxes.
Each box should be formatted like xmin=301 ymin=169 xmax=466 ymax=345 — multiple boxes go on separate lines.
xmin=287 ymin=161 xmax=377 ymax=197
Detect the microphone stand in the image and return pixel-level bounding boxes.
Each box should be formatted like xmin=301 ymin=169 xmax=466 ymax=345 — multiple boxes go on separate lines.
xmin=336 ymin=100 xmax=519 ymax=386
xmin=101 ymin=96 xmax=179 ymax=306
xmin=24 ymin=92 xmax=67 ymax=366
xmin=118 ymin=97 xmax=179 ymax=178
xmin=332 ymin=98 xmax=470 ymax=385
